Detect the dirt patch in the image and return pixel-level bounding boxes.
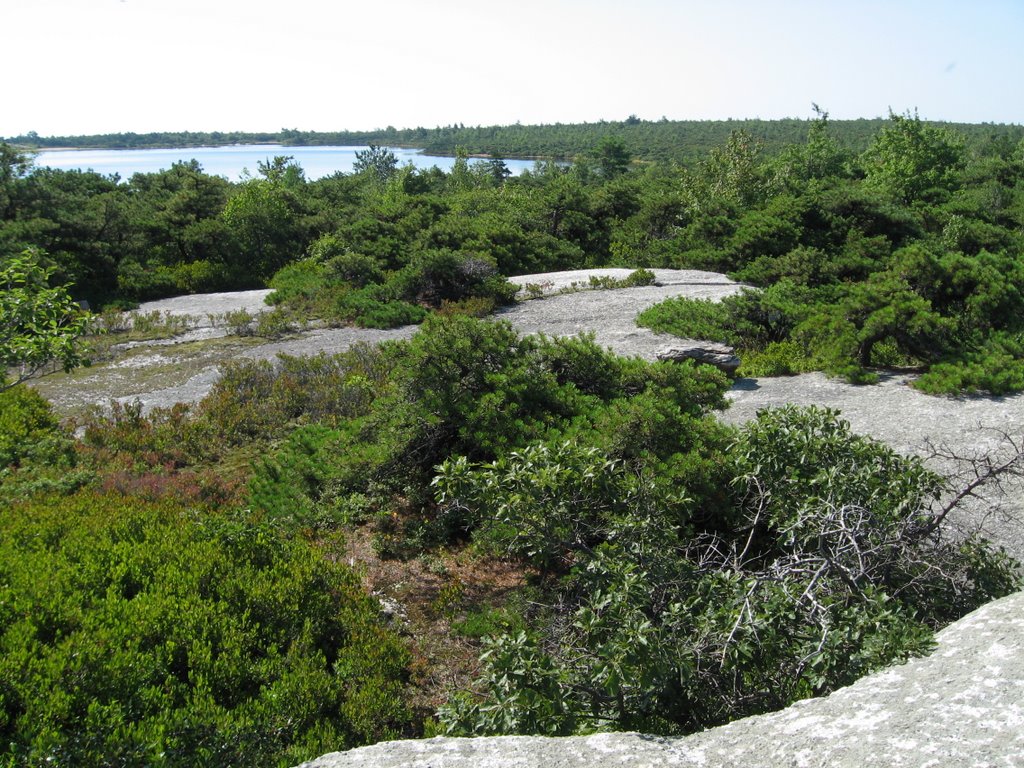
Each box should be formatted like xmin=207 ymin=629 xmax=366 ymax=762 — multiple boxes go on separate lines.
xmin=338 ymin=526 xmax=529 ymax=714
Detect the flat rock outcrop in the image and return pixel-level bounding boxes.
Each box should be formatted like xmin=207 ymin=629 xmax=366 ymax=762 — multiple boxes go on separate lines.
xmin=298 ymin=590 xmax=1024 ymax=767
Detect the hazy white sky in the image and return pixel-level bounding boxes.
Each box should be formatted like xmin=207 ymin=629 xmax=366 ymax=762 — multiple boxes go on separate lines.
xmin=4 ymin=0 xmax=1022 ymax=137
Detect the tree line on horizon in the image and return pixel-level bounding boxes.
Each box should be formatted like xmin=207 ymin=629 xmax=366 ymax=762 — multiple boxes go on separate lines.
xmin=3 ymin=109 xmax=1023 ymax=394
xmin=6 ymin=114 xmax=1024 ymax=166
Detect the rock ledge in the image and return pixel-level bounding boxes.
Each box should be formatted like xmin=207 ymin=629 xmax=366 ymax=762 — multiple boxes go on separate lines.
xmin=297 ymin=590 xmax=1024 ymax=768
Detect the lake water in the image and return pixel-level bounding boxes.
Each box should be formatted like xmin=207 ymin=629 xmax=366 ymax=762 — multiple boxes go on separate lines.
xmin=32 ymin=145 xmax=540 ymax=181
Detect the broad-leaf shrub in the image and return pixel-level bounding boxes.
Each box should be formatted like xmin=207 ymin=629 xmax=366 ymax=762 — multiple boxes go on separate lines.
xmin=0 ymin=491 xmax=413 ymax=767
xmin=1 ymin=249 xmax=92 ymax=390
xmin=438 ymin=406 xmax=1020 ymax=736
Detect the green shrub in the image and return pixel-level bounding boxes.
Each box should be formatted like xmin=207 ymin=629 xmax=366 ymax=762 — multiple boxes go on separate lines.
xmin=248 ymin=424 xmax=346 ymax=531
xmin=267 ymin=259 xmax=325 ymax=306
xmin=356 ymin=300 xmax=428 ymax=329
xmin=586 ymin=268 xmax=656 ymax=290
xmin=129 ymin=310 xmax=196 ymax=339
xmin=0 ymin=385 xmax=59 ymax=467
xmin=737 ymin=340 xmax=817 ymax=377
xmin=223 ymin=308 xmax=256 ymax=335
xmin=0 ymin=491 xmax=414 ymax=767
xmin=196 ymin=347 xmax=394 ymax=442
xmin=637 ymin=296 xmax=738 ymax=345
xmin=324 ymin=251 xmax=384 ymax=288
xmin=253 ymin=307 xmax=294 ymax=338
xmin=116 ymin=259 xmax=179 ymax=300
xmin=914 ymin=332 xmax=1024 ymax=395
xmin=171 ymin=259 xmax=236 ymax=293
xmin=452 ymin=606 xmax=526 ymax=639
xmin=438 ymin=406 xmax=1020 ymax=737
xmin=436 ymin=295 xmax=498 ymax=318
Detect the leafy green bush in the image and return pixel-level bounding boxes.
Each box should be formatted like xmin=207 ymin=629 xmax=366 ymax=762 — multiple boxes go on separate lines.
xmin=584 ymin=268 xmax=657 ymax=290
xmin=324 ymin=251 xmax=384 ymax=288
xmin=0 ymin=491 xmax=414 ymax=767
xmin=452 ymin=606 xmax=527 ymax=640
xmin=438 ymin=406 xmax=1020 ymax=737
xmin=253 ymin=307 xmax=294 ymax=338
xmin=0 ymin=385 xmax=59 ymax=467
xmin=171 ymin=258 xmax=236 ymax=293
xmin=222 ymin=307 xmax=256 ymax=335
xmin=267 ymin=259 xmax=326 ymax=307
xmin=195 ymin=347 xmax=393 ymax=443
xmin=737 ymin=340 xmax=818 ymax=377
xmin=436 ymin=295 xmax=498 ymax=318
xmin=355 ymin=300 xmax=428 ymax=329
xmin=246 ymin=318 xmax=731 ymax=557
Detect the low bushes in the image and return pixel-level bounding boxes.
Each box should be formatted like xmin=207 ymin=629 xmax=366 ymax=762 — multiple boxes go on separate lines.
xmin=0 ymin=491 xmax=414 ymax=767
xmin=436 ymin=406 xmax=1020 ymax=736
xmin=267 ymin=247 xmax=518 ymax=330
xmin=0 ymin=385 xmax=59 ymax=467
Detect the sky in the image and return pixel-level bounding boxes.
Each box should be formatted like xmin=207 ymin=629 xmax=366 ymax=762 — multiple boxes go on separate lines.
xmin=4 ymin=0 xmax=1023 ymax=137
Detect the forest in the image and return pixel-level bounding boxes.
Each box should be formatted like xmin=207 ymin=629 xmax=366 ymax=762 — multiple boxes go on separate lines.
xmin=1 ymin=111 xmax=1023 ymax=766
xmin=6 ymin=113 xmax=1024 ymax=165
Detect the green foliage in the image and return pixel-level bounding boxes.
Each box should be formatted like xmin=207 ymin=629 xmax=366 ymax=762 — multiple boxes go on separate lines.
xmin=1 ymin=249 xmax=92 ymax=390
xmin=437 ymin=442 xmax=667 ymax=574
xmin=241 ymin=318 xmax=730 ymax=561
xmin=352 ymin=145 xmax=399 ymax=183
xmin=637 ymin=296 xmax=738 ymax=345
xmin=914 ymin=331 xmax=1024 ymax=395
xmin=735 ymin=340 xmax=818 ymax=377
xmin=438 ymin=406 xmax=1020 ymax=737
xmin=196 ymin=346 xmax=394 ymax=442
xmin=591 ymin=135 xmax=632 ymax=179
xmin=223 ymin=307 xmax=256 ymax=336
xmin=7 ymin=119 xmax=1024 ymax=757
xmin=365 ymin=316 xmax=568 ymax=491
xmin=220 ymin=171 xmax=310 ymax=283
xmin=341 ymin=292 xmax=427 ymax=329
xmin=862 ymin=111 xmax=965 ymax=204
xmin=0 ymin=384 xmax=59 ymax=466
xmin=451 ymin=606 xmax=526 ymax=640
xmin=266 ymin=258 xmax=325 ymax=307
xmin=252 ymin=307 xmax=295 ymax=338
xmin=248 ymin=424 xmax=349 ymax=531
xmin=6 ymin=117 xmax=1021 ymax=394
xmin=0 ymin=491 xmax=413 ymax=766
xmin=128 ymin=310 xmax=197 ymax=339
xmin=583 ymin=268 xmax=657 ymax=290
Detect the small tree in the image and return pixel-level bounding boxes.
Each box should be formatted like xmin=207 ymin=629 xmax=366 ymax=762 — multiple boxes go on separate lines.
xmin=861 ymin=110 xmax=964 ymax=203
xmin=593 ymin=135 xmax=632 ymax=179
xmin=1 ymin=248 xmax=92 ymax=391
xmin=353 ymin=144 xmax=399 ymax=183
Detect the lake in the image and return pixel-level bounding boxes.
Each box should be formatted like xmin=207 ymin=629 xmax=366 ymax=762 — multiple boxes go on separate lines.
xmin=31 ymin=145 xmax=541 ymax=181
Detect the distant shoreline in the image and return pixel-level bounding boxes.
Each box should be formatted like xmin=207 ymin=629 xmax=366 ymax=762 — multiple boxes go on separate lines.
xmin=8 ymin=118 xmax=1021 ymax=166
xmin=20 ymin=144 xmax=551 ymax=162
